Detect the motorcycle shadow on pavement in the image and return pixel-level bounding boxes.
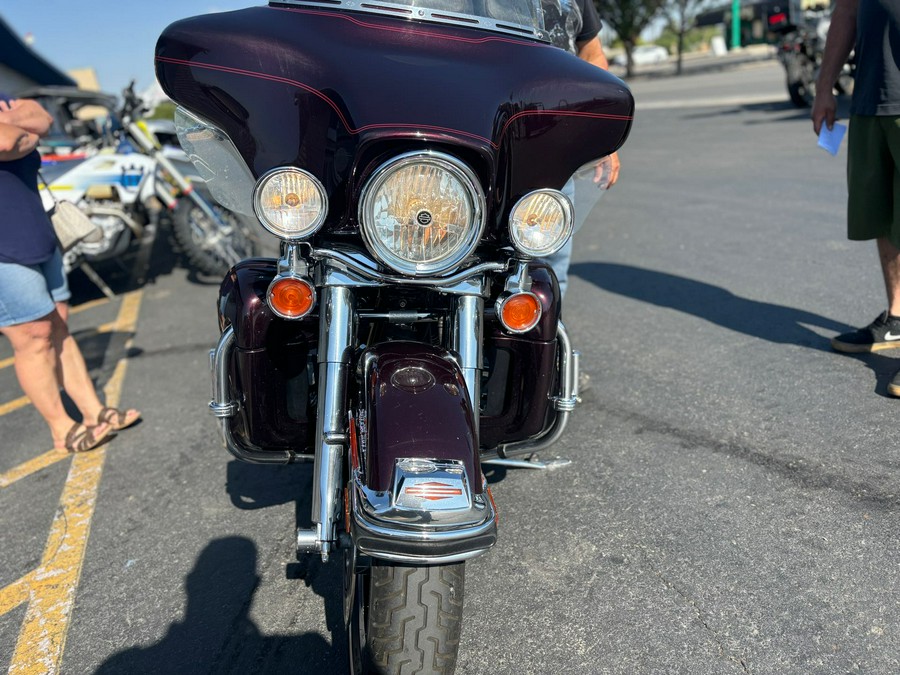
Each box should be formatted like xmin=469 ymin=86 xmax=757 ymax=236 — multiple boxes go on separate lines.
xmin=571 ymin=262 xmax=900 ymax=396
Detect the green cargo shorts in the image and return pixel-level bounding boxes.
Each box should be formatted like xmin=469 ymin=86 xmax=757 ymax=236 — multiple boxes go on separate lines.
xmin=848 ymin=114 xmax=900 ymax=248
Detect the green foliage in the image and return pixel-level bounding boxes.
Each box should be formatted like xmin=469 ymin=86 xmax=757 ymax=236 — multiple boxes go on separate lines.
xmin=595 ymin=0 xmax=666 ymax=49
xmin=146 ymin=101 xmax=176 ymax=120
xmin=654 ymin=24 xmax=720 ymax=52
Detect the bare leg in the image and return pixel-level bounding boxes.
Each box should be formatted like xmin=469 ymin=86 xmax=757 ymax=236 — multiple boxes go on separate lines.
xmin=52 ymin=303 xmax=106 ymax=423
xmin=0 ymin=313 xmax=108 ymax=448
xmin=54 ymin=302 xmax=140 ymax=428
xmin=877 ymin=237 xmax=900 ymax=315
xmin=2 ymin=315 xmax=71 ymax=443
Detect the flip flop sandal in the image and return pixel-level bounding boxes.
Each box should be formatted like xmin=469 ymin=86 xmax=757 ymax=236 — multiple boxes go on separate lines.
xmin=64 ymin=423 xmax=114 ymax=454
xmin=97 ymin=406 xmax=141 ymax=431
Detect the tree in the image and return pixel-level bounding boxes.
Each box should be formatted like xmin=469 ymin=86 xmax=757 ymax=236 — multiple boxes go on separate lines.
xmin=664 ymin=0 xmax=711 ymax=74
xmin=595 ymin=0 xmax=666 ymax=77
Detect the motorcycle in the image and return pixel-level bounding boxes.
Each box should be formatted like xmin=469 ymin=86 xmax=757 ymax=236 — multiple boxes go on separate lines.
xmin=24 ymin=84 xmax=259 ymax=288
xmin=156 ymin=0 xmax=633 ymax=671
xmin=770 ymin=9 xmax=854 ymax=108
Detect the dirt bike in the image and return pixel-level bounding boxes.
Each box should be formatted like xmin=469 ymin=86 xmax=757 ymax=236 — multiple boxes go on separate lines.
xmin=25 ymin=84 xmax=259 ymax=289
xmin=156 ymin=0 xmax=633 ymax=671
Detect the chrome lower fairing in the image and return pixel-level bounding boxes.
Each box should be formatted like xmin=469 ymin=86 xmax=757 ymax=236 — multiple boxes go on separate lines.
xmin=351 ymin=459 xmax=497 ymax=564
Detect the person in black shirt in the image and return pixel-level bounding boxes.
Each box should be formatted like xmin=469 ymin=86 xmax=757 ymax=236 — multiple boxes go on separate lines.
xmin=541 ymin=0 xmax=620 ymax=297
xmin=812 ymin=0 xmax=900 ymax=392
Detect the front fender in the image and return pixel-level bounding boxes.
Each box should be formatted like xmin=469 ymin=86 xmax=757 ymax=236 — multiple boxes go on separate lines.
xmin=350 ymin=341 xmax=496 ymax=564
xmin=358 ymin=342 xmax=479 ymax=493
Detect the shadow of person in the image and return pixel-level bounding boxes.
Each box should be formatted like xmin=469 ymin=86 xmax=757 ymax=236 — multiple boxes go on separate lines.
xmin=225 ymin=460 xmax=348 ymax=666
xmin=571 ymin=262 xmax=900 ymax=395
xmin=95 ymin=536 xmax=344 ymax=674
xmin=570 ymin=262 xmax=854 ymax=351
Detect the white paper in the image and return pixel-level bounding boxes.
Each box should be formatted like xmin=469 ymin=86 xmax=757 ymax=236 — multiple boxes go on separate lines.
xmin=818 ymin=122 xmax=847 ymax=156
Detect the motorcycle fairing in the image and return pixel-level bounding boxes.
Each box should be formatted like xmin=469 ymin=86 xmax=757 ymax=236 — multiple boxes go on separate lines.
xmin=155 ymin=5 xmax=634 ymax=231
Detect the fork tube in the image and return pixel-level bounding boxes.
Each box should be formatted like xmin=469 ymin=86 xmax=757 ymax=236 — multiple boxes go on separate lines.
xmin=311 ymin=285 xmax=354 ymax=561
xmin=451 ymin=293 xmax=483 ymax=438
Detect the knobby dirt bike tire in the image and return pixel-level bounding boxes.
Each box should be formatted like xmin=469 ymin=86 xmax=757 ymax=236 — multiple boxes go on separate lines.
xmin=171 ymin=199 xmax=256 ymax=277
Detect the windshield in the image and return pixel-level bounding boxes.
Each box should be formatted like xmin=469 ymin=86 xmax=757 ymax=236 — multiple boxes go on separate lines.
xmin=271 ymin=0 xmax=549 ymax=41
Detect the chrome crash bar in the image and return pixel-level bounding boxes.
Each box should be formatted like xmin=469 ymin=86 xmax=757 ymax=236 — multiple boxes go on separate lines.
xmin=480 ymin=323 xmax=580 ymax=464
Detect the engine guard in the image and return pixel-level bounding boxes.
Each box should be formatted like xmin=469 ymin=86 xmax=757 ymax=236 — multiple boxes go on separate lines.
xmin=349 ymin=342 xmax=497 ymax=564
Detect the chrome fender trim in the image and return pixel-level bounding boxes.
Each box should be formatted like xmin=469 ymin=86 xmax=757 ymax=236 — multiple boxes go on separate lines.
xmin=350 ymin=459 xmax=497 ymax=565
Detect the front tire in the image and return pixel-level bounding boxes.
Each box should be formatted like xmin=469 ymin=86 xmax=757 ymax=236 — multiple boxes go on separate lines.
xmin=346 ymin=550 xmax=465 ymax=675
xmin=171 ymin=198 xmax=257 ymax=276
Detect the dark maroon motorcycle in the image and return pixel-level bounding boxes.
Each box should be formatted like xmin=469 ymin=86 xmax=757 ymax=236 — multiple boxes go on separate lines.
xmin=156 ymin=1 xmax=632 ymax=671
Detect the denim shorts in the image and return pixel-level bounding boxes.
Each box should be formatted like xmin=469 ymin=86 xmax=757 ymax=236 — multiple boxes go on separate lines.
xmin=0 ymin=249 xmax=71 ymax=328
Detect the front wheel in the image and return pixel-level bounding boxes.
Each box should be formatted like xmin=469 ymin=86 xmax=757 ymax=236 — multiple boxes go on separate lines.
xmin=345 ymin=549 xmax=465 ymax=675
xmin=786 ymin=55 xmax=817 ymax=108
xmin=171 ymin=197 xmax=257 ymax=276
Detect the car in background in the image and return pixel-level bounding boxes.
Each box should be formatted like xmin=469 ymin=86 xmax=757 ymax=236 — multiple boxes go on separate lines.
xmin=611 ymin=44 xmax=670 ymax=67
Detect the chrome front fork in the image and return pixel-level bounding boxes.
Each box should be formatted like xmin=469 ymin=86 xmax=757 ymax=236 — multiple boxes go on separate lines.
xmin=299 ymin=281 xmax=485 ymax=562
xmin=299 ymin=285 xmax=355 ymax=562
xmin=451 ymin=294 xmax=484 ymax=429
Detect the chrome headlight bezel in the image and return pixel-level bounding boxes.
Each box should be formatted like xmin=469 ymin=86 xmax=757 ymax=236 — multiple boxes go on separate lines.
xmin=358 ymin=151 xmax=486 ymax=277
xmin=508 ymin=188 xmax=575 ymax=258
xmin=252 ymin=166 xmax=328 ymax=241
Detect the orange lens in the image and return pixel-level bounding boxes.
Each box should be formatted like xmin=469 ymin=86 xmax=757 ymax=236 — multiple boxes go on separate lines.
xmin=268 ymin=277 xmax=315 ymax=318
xmin=499 ymin=293 xmax=541 ymax=333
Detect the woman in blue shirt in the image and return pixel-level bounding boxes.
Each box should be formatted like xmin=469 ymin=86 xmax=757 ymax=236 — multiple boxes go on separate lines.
xmin=0 ymin=97 xmax=140 ymax=452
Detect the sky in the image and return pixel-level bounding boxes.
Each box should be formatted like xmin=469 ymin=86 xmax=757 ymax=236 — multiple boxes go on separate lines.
xmin=1 ymin=1 xmax=264 ymax=97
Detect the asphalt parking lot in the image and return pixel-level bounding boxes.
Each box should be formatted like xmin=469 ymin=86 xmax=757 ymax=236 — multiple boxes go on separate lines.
xmin=2 ymin=57 xmax=900 ymax=675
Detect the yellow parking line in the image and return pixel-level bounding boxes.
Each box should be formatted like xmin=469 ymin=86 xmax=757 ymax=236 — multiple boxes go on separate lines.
xmin=69 ymin=298 xmax=109 ymax=315
xmin=0 ymin=354 xmax=13 ymax=370
xmin=1 ymin=289 xmax=142 ymax=675
xmin=0 ymin=395 xmax=30 ymax=416
xmin=0 ymin=448 xmax=68 ymax=488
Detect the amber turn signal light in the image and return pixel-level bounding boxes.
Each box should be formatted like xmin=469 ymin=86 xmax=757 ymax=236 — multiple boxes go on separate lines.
xmin=267 ymin=276 xmax=315 ymax=319
xmin=497 ymin=292 xmax=541 ymax=333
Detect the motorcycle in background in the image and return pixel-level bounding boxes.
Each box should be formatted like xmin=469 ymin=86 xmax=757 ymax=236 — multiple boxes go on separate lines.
xmin=157 ymin=0 xmax=633 ymax=671
xmin=23 ymin=84 xmax=259 ymax=294
xmin=769 ymin=8 xmax=854 ymax=108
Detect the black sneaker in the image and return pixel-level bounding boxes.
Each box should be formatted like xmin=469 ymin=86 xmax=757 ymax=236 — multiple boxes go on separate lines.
xmin=831 ymin=311 xmax=900 ymax=353
xmin=889 ymin=369 xmax=900 ymax=398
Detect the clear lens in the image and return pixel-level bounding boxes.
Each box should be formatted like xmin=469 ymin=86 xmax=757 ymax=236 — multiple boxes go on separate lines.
xmin=254 ymin=168 xmax=327 ymax=240
xmin=173 ymin=107 xmax=256 ymax=217
xmin=508 ymin=189 xmax=574 ymax=257
xmin=360 ymin=152 xmax=484 ymax=276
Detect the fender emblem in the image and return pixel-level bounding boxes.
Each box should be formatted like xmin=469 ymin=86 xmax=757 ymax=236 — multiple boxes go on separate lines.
xmin=404 ymin=481 xmax=464 ymax=501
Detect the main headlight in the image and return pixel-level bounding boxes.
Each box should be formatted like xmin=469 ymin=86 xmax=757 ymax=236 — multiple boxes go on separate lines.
xmin=508 ymin=189 xmax=574 ymax=257
xmin=359 ymin=151 xmax=485 ymax=276
xmin=253 ymin=167 xmax=328 ymax=240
